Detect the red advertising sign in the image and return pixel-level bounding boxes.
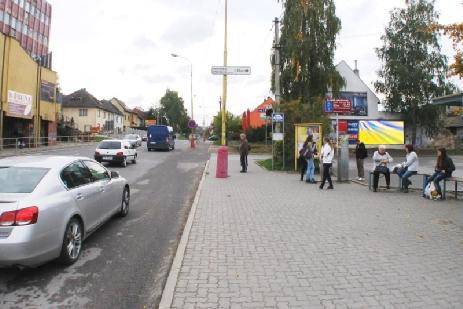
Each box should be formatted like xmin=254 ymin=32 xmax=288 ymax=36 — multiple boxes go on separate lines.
xmin=332 ymin=99 xmax=352 ymax=113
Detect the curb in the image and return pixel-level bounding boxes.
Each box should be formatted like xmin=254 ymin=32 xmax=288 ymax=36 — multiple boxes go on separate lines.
xmin=158 ymin=159 xmax=210 ymax=309
xmin=0 ymin=142 xmax=98 ymax=158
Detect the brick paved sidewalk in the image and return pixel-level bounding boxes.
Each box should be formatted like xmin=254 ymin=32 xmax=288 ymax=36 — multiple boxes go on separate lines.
xmin=169 ymin=154 xmax=463 ymax=309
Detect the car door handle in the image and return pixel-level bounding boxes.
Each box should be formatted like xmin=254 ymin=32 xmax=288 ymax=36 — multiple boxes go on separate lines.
xmin=76 ymin=193 xmax=84 ymax=200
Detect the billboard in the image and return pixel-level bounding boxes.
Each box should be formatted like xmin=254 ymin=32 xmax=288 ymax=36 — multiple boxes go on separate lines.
xmin=7 ymin=90 xmax=33 ymax=118
xmin=325 ymin=92 xmax=368 ymax=116
xmin=359 ymin=121 xmax=405 ymax=145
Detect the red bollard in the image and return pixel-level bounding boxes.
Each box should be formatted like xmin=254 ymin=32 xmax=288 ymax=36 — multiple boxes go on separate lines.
xmin=216 ymin=146 xmax=228 ymax=178
xmin=190 ymin=138 xmax=196 ymax=149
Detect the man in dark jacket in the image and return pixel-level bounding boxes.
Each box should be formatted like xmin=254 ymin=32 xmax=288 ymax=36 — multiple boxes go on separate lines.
xmin=355 ymin=139 xmax=368 ymax=181
xmin=239 ymin=133 xmax=250 ymax=173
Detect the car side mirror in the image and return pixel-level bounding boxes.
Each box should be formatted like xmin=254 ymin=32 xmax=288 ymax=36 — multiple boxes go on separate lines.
xmin=110 ymin=171 xmax=120 ymax=179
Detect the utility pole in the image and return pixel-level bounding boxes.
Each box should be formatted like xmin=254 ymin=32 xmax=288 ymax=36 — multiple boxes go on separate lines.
xmin=273 ymin=17 xmax=281 ymax=112
xmin=221 ymin=0 xmax=228 ymax=146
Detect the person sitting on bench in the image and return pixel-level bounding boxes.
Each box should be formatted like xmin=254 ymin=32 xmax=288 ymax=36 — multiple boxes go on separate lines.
xmin=426 ymin=148 xmax=456 ymax=200
xmin=396 ymin=144 xmax=419 ymax=193
xmin=372 ymin=145 xmax=394 ymax=192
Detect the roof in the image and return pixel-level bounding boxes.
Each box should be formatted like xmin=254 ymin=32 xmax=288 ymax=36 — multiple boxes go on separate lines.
xmin=432 ymin=93 xmax=463 ymax=107
xmin=101 ymin=100 xmax=123 ymax=116
xmin=111 ymin=97 xmax=132 ymax=113
xmin=62 ymin=89 xmax=101 ymax=109
xmin=0 ymin=156 xmax=90 ymax=169
xmin=132 ymin=108 xmax=146 ymax=120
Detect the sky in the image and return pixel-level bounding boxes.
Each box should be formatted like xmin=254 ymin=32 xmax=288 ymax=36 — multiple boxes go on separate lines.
xmin=48 ymin=0 xmax=462 ymax=125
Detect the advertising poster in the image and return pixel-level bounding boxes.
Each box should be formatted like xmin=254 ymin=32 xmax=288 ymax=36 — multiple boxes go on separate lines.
xmin=40 ymin=81 xmax=56 ymax=102
xmin=359 ymin=121 xmax=405 ymax=145
xmin=294 ymin=123 xmax=323 ymax=170
xmin=325 ymin=92 xmax=368 ymax=116
xmin=347 ymin=120 xmax=359 ymax=145
xmin=7 ymin=90 xmax=33 ymax=118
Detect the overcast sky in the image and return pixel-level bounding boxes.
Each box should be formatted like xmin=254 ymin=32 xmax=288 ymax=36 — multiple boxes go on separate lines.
xmin=48 ymin=0 xmax=462 ymax=125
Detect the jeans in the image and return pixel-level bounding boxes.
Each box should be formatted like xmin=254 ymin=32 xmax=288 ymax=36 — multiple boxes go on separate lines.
xmin=356 ymin=158 xmax=364 ymax=178
xmin=320 ymin=163 xmax=333 ymax=188
xmin=306 ymin=159 xmax=315 ymax=182
xmin=428 ymin=171 xmax=450 ymax=195
xmin=397 ymin=169 xmax=417 ymax=189
xmin=373 ymin=168 xmax=390 ymax=190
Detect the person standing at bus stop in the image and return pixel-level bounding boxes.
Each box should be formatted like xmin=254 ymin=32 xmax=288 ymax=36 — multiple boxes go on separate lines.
xmin=319 ymin=137 xmax=334 ymax=190
xmin=355 ymin=139 xmax=368 ymax=181
xmin=239 ymin=133 xmax=250 ymax=173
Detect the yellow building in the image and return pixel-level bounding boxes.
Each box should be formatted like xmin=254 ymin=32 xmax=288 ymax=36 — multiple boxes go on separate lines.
xmin=0 ymin=33 xmax=60 ymax=146
xmin=110 ymin=97 xmax=132 ymax=132
xmin=62 ymin=89 xmax=123 ymax=134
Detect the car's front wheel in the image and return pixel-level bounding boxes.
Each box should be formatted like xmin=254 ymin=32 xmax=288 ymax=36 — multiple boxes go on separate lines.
xmin=132 ymin=154 xmax=137 ymax=164
xmin=59 ymin=218 xmax=83 ymax=265
xmin=119 ymin=187 xmax=130 ymax=217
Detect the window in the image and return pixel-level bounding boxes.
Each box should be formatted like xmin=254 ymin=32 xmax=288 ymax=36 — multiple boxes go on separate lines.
xmin=79 ymin=109 xmax=88 ymax=117
xmin=98 ymin=141 xmax=121 ymax=150
xmin=23 ymin=24 xmax=27 ymax=35
xmin=104 ymin=112 xmax=106 ymax=119
xmin=4 ymin=13 xmax=9 ymax=26
xmin=11 ymin=17 xmax=17 ymax=29
xmin=19 ymin=0 xmax=24 ymax=8
xmin=60 ymin=162 xmax=92 ymax=190
xmin=0 ymin=12 xmax=3 ymax=23
xmin=25 ymin=1 xmax=30 ymax=12
xmin=98 ymin=109 xmax=101 ymax=117
xmin=0 ymin=167 xmax=49 ymax=193
xmin=83 ymin=161 xmax=109 ymax=182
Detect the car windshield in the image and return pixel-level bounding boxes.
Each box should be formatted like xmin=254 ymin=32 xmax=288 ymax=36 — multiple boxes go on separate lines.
xmin=98 ymin=141 xmax=122 ymax=149
xmin=0 ymin=167 xmax=49 ymax=193
xmin=123 ymin=135 xmax=137 ymax=140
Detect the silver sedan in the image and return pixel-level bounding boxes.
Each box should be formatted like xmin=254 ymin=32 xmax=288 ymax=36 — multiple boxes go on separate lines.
xmin=0 ymin=156 xmax=130 ymax=268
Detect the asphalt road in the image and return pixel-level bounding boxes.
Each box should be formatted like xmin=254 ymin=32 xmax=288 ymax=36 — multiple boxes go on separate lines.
xmin=0 ymin=140 xmax=210 ymax=308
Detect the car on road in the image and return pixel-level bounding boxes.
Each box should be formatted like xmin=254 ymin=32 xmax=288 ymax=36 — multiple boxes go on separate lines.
xmin=147 ymin=125 xmax=175 ymax=151
xmin=123 ymin=134 xmax=142 ymax=148
xmin=95 ymin=140 xmax=137 ymax=167
xmin=0 ymin=156 xmax=130 ymax=268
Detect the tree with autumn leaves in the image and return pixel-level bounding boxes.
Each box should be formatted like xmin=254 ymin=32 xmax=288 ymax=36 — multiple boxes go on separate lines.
xmin=433 ymin=20 xmax=463 ymax=78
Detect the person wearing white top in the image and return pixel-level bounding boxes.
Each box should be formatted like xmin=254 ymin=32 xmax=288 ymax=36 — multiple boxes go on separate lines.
xmin=372 ymin=145 xmax=394 ymax=192
xmin=319 ymin=138 xmax=334 ymax=190
xmin=396 ymin=144 xmax=419 ymax=193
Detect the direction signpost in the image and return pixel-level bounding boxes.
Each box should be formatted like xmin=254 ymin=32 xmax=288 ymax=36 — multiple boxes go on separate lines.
xmin=211 ymin=66 xmax=252 ymax=76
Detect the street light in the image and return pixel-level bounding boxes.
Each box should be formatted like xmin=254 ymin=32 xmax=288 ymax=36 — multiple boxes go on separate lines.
xmin=171 ymin=53 xmax=194 ymax=120
xmin=171 ymin=53 xmax=195 ymax=148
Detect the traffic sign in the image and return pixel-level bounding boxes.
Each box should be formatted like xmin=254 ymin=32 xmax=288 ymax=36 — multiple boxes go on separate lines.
xmin=272 ymin=113 xmax=284 ymax=123
xmin=211 ymin=66 xmax=251 ymax=75
xmin=188 ymin=120 xmax=197 ymax=129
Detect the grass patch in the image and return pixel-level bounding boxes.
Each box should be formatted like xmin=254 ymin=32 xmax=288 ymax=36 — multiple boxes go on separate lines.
xmin=257 ymin=158 xmax=293 ymax=171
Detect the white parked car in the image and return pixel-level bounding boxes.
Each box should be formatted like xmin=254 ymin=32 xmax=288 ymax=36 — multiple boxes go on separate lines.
xmin=0 ymin=156 xmax=130 ymax=267
xmin=123 ymin=134 xmax=142 ymax=148
xmin=94 ymin=140 xmax=137 ymax=167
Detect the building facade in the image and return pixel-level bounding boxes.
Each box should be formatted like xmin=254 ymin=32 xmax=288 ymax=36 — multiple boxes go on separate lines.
xmin=0 ymin=32 xmax=59 ymax=146
xmin=63 ymin=89 xmax=121 ymax=134
xmin=110 ymin=97 xmax=132 ymax=132
xmin=0 ymin=0 xmax=51 ymax=59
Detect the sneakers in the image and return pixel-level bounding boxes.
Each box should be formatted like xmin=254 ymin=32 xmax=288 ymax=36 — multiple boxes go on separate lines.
xmin=327 ymin=186 xmax=334 ymax=190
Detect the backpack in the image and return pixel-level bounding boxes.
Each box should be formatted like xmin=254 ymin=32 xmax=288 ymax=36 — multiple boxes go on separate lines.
xmin=304 ymin=144 xmax=316 ymax=159
xmin=448 ymin=157 xmax=456 ymax=172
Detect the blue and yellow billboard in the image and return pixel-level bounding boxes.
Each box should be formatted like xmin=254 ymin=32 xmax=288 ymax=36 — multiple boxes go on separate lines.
xmin=359 ymin=121 xmax=405 ymax=145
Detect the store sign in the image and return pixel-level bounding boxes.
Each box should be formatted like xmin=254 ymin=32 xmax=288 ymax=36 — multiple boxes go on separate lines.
xmin=7 ymin=90 xmax=33 ymax=118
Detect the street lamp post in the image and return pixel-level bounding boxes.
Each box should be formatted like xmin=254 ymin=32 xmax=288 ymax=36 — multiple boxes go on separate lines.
xmin=171 ymin=53 xmax=195 ymax=148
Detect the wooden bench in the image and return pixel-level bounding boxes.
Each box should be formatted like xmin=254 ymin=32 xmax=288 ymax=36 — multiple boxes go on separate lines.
xmin=368 ymin=171 xmax=428 ymax=191
xmin=443 ymin=177 xmax=463 ymax=200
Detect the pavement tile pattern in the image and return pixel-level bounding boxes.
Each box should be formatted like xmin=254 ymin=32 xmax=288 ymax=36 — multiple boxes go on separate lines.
xmin=170 ymin=155 xmax=463 ymax=309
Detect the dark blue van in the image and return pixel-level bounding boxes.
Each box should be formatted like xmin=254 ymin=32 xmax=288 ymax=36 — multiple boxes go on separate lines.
xmin=147 ymin=125 xmax=175 ymax=151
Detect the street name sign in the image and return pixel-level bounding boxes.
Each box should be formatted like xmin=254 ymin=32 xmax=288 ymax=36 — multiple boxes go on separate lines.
xmin=211 ymin=66 xmax=251 ymax=75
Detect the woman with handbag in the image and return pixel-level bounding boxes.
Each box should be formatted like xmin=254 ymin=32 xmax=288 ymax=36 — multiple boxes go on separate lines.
xmin=298 ymin=139 xmax=309 ymax=181
xmin=319 ymin=137 xmax=334 ymax=190
xmin=372 ymin=145 xmax=394 ymax=192
xmin=425 ymin=148 xmax=455 ymax=199
xmin=396 ymin=144 xmax=419 ymax=193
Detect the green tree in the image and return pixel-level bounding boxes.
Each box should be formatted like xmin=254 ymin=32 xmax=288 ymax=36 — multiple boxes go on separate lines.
xmin=278 ymin=0 xmax=344 ymax=108
xmin=213 ymin=112 xmax=242 ymax=141
xmin=375 ymin=0 xmax=453 ymax=144
xmin=159 ymin=89 xmax=190 ymax=135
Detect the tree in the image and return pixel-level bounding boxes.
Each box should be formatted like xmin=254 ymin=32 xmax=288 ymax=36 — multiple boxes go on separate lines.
xmin=375 ymin=0 xmax=453 ymax=144
xmin=278 ymin=0 xmax=344 ymax=108
xmin=159 ymin=89 xmax=190 ymax=135
xmin=432 ymin=20 xmax=463 ymax=78
xmin=213 ymin=112 xmax=242 ymax=141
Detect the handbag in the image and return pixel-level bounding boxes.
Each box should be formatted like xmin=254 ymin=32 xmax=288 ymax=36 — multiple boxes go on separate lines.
xmin=375 ymin=165 xmax=389 ymax=174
